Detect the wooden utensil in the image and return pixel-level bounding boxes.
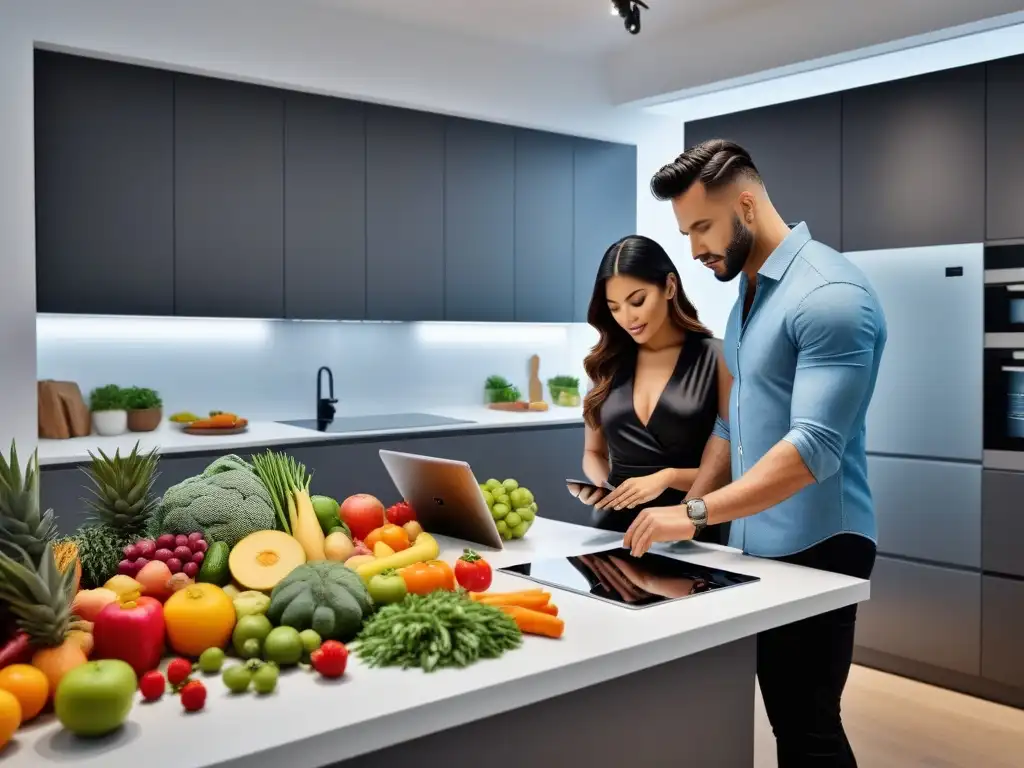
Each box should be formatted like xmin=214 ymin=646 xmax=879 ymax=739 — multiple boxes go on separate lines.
xmin=528 ymin=354 xmax=543 ymax=404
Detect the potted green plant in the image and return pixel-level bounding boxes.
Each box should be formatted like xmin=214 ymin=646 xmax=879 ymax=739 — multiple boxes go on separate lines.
xmin=547 ymin=375 xmax=581 ymax=407
xmin=124 ymin=387 xmax=163 ymax=433
xmin=89 ymin=384 xmax=128 ymax=436
xmin=484 ymin=375 xmax=521 ymax=405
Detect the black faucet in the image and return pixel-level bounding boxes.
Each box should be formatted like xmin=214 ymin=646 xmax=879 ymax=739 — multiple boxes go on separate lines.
xmin=316 ymin=366 xmax=337 ymax=424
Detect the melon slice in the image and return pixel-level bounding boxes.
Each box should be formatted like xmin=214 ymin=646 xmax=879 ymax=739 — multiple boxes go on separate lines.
xmin=229 ymin=530 xmax=307 ymax=592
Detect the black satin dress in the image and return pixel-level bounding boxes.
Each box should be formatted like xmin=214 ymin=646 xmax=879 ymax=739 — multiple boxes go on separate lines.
xmin=593 ymin=332 xmax=731 ymax=545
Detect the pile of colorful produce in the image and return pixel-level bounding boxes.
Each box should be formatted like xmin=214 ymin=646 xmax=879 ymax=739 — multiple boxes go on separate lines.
xmin=0 ymin=438 xmax=562 ymax=753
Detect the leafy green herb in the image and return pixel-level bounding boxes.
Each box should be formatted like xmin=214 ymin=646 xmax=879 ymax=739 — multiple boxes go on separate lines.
xmin=123 ymin=386 xmax=162 ymax=410
xmin=548 ymin=375 xmax=580 ymax=390
xmin=352 ymin=589 xmax=522 ymax=672
xmin=485 ymin=375 xmax=512 ymax=390
xmin=89 ymin=384 xmax=126 ymax=412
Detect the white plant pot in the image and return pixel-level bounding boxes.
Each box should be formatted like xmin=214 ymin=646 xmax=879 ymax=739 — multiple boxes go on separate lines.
xmin=92 ymin=409 xmax=128 ymax=436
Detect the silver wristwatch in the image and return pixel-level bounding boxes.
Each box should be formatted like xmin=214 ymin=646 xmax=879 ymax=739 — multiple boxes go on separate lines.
xmin=685 ymin=498 xmax=708 ymax=536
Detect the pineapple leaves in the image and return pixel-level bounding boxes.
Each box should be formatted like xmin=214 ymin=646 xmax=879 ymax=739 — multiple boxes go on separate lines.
xmin=78 ymin=441 xmax=161 ymax=536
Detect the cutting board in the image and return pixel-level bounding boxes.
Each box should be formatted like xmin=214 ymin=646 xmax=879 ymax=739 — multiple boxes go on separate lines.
xmin=528 ymin=354 xmax=544 ymax=404
xmin=38 ymin=380 xmax=91 ymax=439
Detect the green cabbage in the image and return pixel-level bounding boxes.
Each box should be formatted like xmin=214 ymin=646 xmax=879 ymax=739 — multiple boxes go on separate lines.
xmin=159 ymin=455 xmax=276 ymax=547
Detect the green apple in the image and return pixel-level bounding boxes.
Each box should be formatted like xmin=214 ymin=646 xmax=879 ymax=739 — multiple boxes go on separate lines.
xmin=54 ymin=659 xmax=137 ymax=738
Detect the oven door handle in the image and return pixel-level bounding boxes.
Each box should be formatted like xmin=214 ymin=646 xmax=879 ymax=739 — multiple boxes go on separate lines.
xmin=1001 ymin=366 xmax=1024 ymax=373
xmin=1007 ymin=284 xmax=1024 ymax=292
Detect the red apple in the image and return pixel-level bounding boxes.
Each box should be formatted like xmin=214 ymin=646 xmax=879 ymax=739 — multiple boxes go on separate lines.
xmin=339 ymin=494 xmax=386 ymax=542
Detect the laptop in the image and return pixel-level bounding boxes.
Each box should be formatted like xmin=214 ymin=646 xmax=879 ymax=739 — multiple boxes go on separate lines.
xmin=378 ymin=449 xmax=505 ymax=550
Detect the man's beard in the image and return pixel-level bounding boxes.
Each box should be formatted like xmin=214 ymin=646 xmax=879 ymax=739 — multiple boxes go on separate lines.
xmin=712 ymin=215 xmax=754 ymax=283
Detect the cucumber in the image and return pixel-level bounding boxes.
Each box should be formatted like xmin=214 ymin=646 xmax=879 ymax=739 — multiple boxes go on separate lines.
xmin=198 ymin=541 xmax=231 ymax=586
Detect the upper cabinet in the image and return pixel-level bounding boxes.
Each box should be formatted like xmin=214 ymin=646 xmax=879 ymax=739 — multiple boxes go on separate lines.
xmin=986 ymin=55 xmax=1024 ymax=242
xmin=684 ymin=94 xmax=842 ymax=251
xmin=174 ymin=74 xmax=285 ymax=318
xmin=842 ymin=65 xmax=986 ymax=252
xmin=35 ymin=51 xmax=175 ymax=316
xmin=284 ymin=93 xmax=367 ymax=321
xmin=444 ymin=118 xmax=516 ymax=322
xmin=365 ymin=105 xmax=445 ymax=322
xmin=573 ymin=139 xmax=638 ymax=322
xmin=514 ymin=130 xmax=575 ymax=323
xmin=33 ymin=54 xmax=639 ymax=324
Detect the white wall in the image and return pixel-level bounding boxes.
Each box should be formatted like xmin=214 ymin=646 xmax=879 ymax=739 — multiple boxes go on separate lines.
xmin=4 ymin=0 xmax=738 ymax=446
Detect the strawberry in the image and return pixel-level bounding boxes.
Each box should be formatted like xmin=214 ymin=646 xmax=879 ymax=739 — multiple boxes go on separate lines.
xmin=180 ymin=680 xmax=207 ymax=712
xmin=167 ymin=657 xmax=193 ymax=687
xmin=310 ymin=640 xmax=348 ymax=679
xmin=139 ymin=670 xmax=166 ymax=702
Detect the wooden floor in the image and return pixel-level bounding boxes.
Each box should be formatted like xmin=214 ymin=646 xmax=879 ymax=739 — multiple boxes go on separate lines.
xmin=754 ymin=665 xmax=1024 ymax=767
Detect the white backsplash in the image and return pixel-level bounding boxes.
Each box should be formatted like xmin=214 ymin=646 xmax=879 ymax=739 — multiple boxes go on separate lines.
xmin=36 ymin=315 xmax=599 ymax=421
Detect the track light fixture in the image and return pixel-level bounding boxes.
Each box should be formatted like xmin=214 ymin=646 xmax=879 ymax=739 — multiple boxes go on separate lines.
xmin=610 ymin=0 xmax=648 ymax=35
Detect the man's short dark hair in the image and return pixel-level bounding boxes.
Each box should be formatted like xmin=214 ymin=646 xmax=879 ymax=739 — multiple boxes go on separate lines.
xmin=650 ymin=139 xmax=761 ymax=201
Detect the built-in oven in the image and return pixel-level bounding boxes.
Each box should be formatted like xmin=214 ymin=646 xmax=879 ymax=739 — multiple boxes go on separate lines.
xmin=985 ymin=244 xmax=1024 ymax=338
xmin=983 ymin=245 xmax=1024 ymax=470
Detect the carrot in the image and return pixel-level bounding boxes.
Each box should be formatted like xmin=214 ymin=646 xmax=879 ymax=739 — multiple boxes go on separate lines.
xmin=532 ymin=603 xmax=559 ymax=616
xmin=500 ymin=605 xmax=565 ymax=639
xmin=470 ymin=590 xmax=550 ymax=607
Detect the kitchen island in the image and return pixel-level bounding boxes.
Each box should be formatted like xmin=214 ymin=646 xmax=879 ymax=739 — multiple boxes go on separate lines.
xmin=8 ymin=518 xmax=869 ymax=768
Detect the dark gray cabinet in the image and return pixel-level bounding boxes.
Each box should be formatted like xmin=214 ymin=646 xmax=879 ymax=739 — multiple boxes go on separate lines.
xmin=986 ymin=55 xmax=1024 ymax=242
xmin=514 ymin=130 xmax=575 ymax=323
xmin=982 ymin=469 xmax=1024 ymax=578
xmin=842 ymin=65 xmax=986 ymax=252
xmin=41 ymin=425 xmax=585 ymax=536
xmin=34 ymin=51 xmax=175 ymax=316
xmin=174 ymin=74 xmax=285 ymax=318
xmin=284 ymin=93 xmax=367 ymax=320
xmin=444 ymin=118 xmax=515 ymax=321
xmin=981 ymin=575 xmax=1024 ymax=688
xmin=573 ymin=139 xmax=637 ymax=322
xmin=365 ymin=106 xmax=445 ymax=321
xmin=684 ymin=94 xmax=842 ymax=250
xmin=868 ymin=456 xmax=981 ymax=568
xmin=855 ymin=556 xmax=981 ymax=675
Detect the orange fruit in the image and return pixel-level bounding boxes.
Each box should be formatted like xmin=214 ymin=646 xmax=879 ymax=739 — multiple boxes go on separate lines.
xmin=0 ymin=664 xmax=49 ymax=721
xmin=0 ymin=689 xmax=22 ymax=751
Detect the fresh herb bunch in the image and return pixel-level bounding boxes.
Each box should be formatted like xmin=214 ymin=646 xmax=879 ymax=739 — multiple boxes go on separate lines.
xmin=73 ymin=524 xmax=134 ymax=588
xmin=484 ymin=376 xmax=521 ymax=403
xmin=353 ymin=589 xmax=522 ymax=672
xmin=89 ymin=384 xmax=126 ymax=412
xmin=548 ymin=375 xmax=580 ymax=390
xmin=123 ymin=386 xmax=163 ymax=410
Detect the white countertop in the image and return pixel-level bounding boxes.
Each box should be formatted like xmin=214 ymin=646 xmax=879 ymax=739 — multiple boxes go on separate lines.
xmin=37 ymin=405 xmax=585 ymax=466
xmin=10 ymin=517 xmax=869 ymax=768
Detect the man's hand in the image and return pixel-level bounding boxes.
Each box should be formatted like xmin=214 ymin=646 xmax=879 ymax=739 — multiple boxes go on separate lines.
xmin=593 ymin=470 xmax=671 ymax=511
xmin=623 ymin=506 xmax=696 ymax=557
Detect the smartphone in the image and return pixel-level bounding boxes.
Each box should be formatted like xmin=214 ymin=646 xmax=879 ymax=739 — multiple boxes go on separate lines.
xmin=566 ymin=478 xmax=613 ymax=504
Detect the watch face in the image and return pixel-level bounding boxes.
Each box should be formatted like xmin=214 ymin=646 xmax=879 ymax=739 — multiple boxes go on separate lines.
xmin=687 ymin=500 xmax=707 ymax=524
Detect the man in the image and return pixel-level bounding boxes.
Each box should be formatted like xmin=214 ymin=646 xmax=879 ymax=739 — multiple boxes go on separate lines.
xmin=624 ymin=139 xmax=887 ymax=768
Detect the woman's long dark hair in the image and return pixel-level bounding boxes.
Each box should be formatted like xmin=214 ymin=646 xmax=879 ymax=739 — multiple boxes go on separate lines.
xmin=583 ymin=235 xmax=710 ymax=430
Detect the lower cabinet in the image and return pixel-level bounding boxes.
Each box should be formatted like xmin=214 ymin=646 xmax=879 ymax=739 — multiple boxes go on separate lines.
xmin=855 ymin=556 xmax=981 ymax=676
xmin=982 ymin=575 xmax=1024 ymax=689
xmin=982 ymin=469 xmax=1024 ymax=579
xmin=41 ymin=425 xmax=586 ymax=537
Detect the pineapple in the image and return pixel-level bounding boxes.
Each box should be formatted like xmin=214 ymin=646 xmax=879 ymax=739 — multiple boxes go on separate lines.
xmin=79 ymin=442 xmax=161 ymax=537
xmin=0 ymin=541 xmax=82 ymax=648
xmin=0 ymin=440 xmax=58 ymax=567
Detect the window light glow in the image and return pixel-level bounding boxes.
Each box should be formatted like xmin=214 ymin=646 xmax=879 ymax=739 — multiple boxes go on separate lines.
xmin=36 ymin=314 xmax=271 ymax=344
xmin=413 ymin=322 xmax=569 ymax=345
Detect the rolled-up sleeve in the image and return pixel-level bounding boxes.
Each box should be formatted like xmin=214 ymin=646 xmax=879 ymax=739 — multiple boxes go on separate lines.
xmin=783 ymin=282 xmax=884 ymax=483
xmin=712 ymin=415 xmax=731 ymax=442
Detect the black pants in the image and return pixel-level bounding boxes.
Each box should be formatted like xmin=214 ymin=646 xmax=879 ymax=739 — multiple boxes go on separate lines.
xmin=756 ymin=534 xmax=876 ymax=768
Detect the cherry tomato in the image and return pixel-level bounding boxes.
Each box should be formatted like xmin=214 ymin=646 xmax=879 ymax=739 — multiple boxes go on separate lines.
xmin=401 ymin=560 xmax=455 ymax=595
xmin=454 ymin=549 xmax=493 ymax=592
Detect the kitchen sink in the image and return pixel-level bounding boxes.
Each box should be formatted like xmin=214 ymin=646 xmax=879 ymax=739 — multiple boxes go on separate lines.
xmin=278 ymin=413 xmax=474 ymax=434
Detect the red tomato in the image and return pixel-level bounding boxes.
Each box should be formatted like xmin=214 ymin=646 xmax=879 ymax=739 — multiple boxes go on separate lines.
xmin=454 ymin=549 xmax=493 ymax=592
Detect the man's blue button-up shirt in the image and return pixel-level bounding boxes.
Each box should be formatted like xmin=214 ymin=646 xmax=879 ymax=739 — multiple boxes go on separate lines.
xmin=711 ymin=222 xmax=887 ymax=557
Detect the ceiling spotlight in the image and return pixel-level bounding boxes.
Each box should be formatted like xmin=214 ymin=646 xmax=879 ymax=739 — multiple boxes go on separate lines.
xmin=610 ymin=0 xmax=648 ymax=35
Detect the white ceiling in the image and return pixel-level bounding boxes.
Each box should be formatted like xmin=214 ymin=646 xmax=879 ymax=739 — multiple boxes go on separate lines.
xmin=313 ymin=0 xmax=792 ymax=56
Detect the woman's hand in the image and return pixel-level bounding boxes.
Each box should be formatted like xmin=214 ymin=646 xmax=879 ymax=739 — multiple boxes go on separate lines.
xmin=593 ymin=470 xmax=671 ymax=511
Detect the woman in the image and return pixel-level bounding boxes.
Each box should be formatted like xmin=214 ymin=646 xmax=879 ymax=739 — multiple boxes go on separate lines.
xmin=578 ymin=234 xmax=732 ymax=545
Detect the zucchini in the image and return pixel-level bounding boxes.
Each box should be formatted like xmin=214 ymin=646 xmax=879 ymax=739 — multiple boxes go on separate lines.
xmin=197 ymin=541 xmax=231 ymax=586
